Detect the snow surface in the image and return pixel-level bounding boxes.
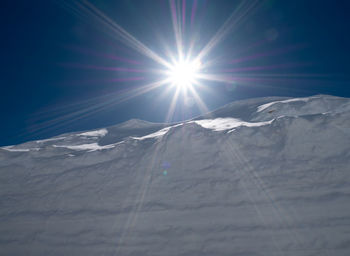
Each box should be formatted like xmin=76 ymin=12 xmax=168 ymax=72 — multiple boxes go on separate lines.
xmin=2 ymin=146 xmax=32 ymax=152
xmin=131 ymin=124 xmax=183 ymax=140
xmin=193 ymin=118 xmax=272 ymax=131
xmin=53 ymin=142 xmax=117 ymax=152
xmin=257 ymin=97 xmax=310 ymax=112
xmin=78 ymin=128 xmax=108 ymax=137
xmin=1 ymin=95 xmax=350 ymax=256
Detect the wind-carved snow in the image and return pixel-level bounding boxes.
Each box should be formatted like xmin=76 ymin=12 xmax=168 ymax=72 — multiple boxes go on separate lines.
xmin=193 ymin=118 xmax=272 ymax=131
xmin=257 ymin=97 xmax=310 ymax=112
xmin=2 ymin=146 xmax=32 ymax=152
xmin=53 ymin=142 xmax=118 ymax=152
xmin=1 ymin=95 xmax=350 ymax=256
xmin=132 ymin=118 xmax=273 ymax=139
xmin=78 ymin=128 xmax=108 ymax=137
xmin=35 ymin=136 xmax=66 ymax=143
xmin=131 ymin=124 xmax=183 ymax=140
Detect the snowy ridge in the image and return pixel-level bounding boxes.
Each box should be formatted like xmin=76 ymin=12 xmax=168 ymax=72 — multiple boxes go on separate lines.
xmin=253 ymin=94 xmax=350 ymax=121
xmin=193 ymin=118 xmax=272 ymax=131
xmin=78 ymin=128 xmax=108 ymax=137
xmin=1 ymin=95 xmax=350 ymax=256
xmin=52 ymin=142 xmax=117 ymax=152
xmin=257 ymin=97 xmax=310 ymax=112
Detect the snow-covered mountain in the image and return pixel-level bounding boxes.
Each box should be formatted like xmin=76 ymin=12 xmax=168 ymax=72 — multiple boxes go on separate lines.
xmin=1 ymin=95 xmax=350 ymax=256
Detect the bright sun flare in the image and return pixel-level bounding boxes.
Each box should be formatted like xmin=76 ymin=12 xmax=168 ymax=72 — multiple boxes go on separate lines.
xmin=63 ymin=0 xmax=261 ymax=124
xmin=167 ymin=59 xmax=201 ymax=89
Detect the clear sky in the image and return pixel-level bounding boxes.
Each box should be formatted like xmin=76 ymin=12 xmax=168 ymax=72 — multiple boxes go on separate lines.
xmin=1 ymin=0 xmax=350 ymax=146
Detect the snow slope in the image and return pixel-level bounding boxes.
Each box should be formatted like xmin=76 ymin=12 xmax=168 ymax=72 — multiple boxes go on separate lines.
xmin=1 ymin=95 xmax=350 ymax=256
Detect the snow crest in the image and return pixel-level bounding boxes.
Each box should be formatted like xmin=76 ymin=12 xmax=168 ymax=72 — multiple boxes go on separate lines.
xmin=78 ymin=128 xmax=108 ymax=137
xmin=193 ymin=118 xmax=272 ymax=131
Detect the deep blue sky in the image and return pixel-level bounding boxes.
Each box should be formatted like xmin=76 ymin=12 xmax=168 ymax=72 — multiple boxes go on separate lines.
xmin=1 ymin=0 xmax=350 ymax=146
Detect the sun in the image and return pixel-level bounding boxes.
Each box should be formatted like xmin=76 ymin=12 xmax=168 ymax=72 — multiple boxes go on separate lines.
xmin=167 ymin=59 xmax=202 ymax=89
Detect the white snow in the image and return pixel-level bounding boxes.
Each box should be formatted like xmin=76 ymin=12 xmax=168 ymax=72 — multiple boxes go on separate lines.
xmin=78 ymin=128 xmax=108 ymax=137
xmin=131 ymin=123 xmax=183 ymax=140
xmin=257 ymin=97 xmax=310 ymax=112
xmin=2 ymin=146 xmax=40 ymax=152
xmin=53 ymin=142 xmax=116 ymax=152
xmin=1 ymin=95 xmax=350 ymax=256
xmin=193 ymin=117 xmax=272 ymax=131
xmin=35 ymin=136 xmax=66 ymax=143
xmin=2 ymin=146 xmax=31 ymax=152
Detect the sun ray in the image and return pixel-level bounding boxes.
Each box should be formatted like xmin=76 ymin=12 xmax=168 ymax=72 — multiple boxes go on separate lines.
xmin=187 ymin=82 xmax=210 ymax=115
xmin=63 ymin=0 xmax=172 ymax=68
xmin=196 ymin=73 xmax=235 ymax=84
xmin=115 ymin=142 xmax=164 ymax=255
xmin=228 ymin=44 xmax=307 ymax=65
xmin=64 ymin=45 xmax=142 ymax=65
xmin=196 ymin=0 xmax=260 ymax=61
xmin=165 ymin=86 xmax=181 ymax=123
xmin=59 ymin=63 xmax=150 ymax=73
xmin=190 ymin=0 xmax=198 ymax=28
xmin=182 ymin=0 xmax=186 ymax=35
xmin=221 ymin=62 xmax=312 ymax=73
xmin=169 ymin=0 xmax=184 ymax=60
xmin=22 ymin=79 xmax=169 ymax=138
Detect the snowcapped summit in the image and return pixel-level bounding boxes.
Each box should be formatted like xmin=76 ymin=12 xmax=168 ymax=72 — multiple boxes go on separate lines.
xmin=1 ymin=95 xmax=350 ymax=255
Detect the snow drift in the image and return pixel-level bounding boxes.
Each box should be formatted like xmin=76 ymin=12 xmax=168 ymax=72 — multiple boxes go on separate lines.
xmin=1 ymin=95 xmax=350 ymax=256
